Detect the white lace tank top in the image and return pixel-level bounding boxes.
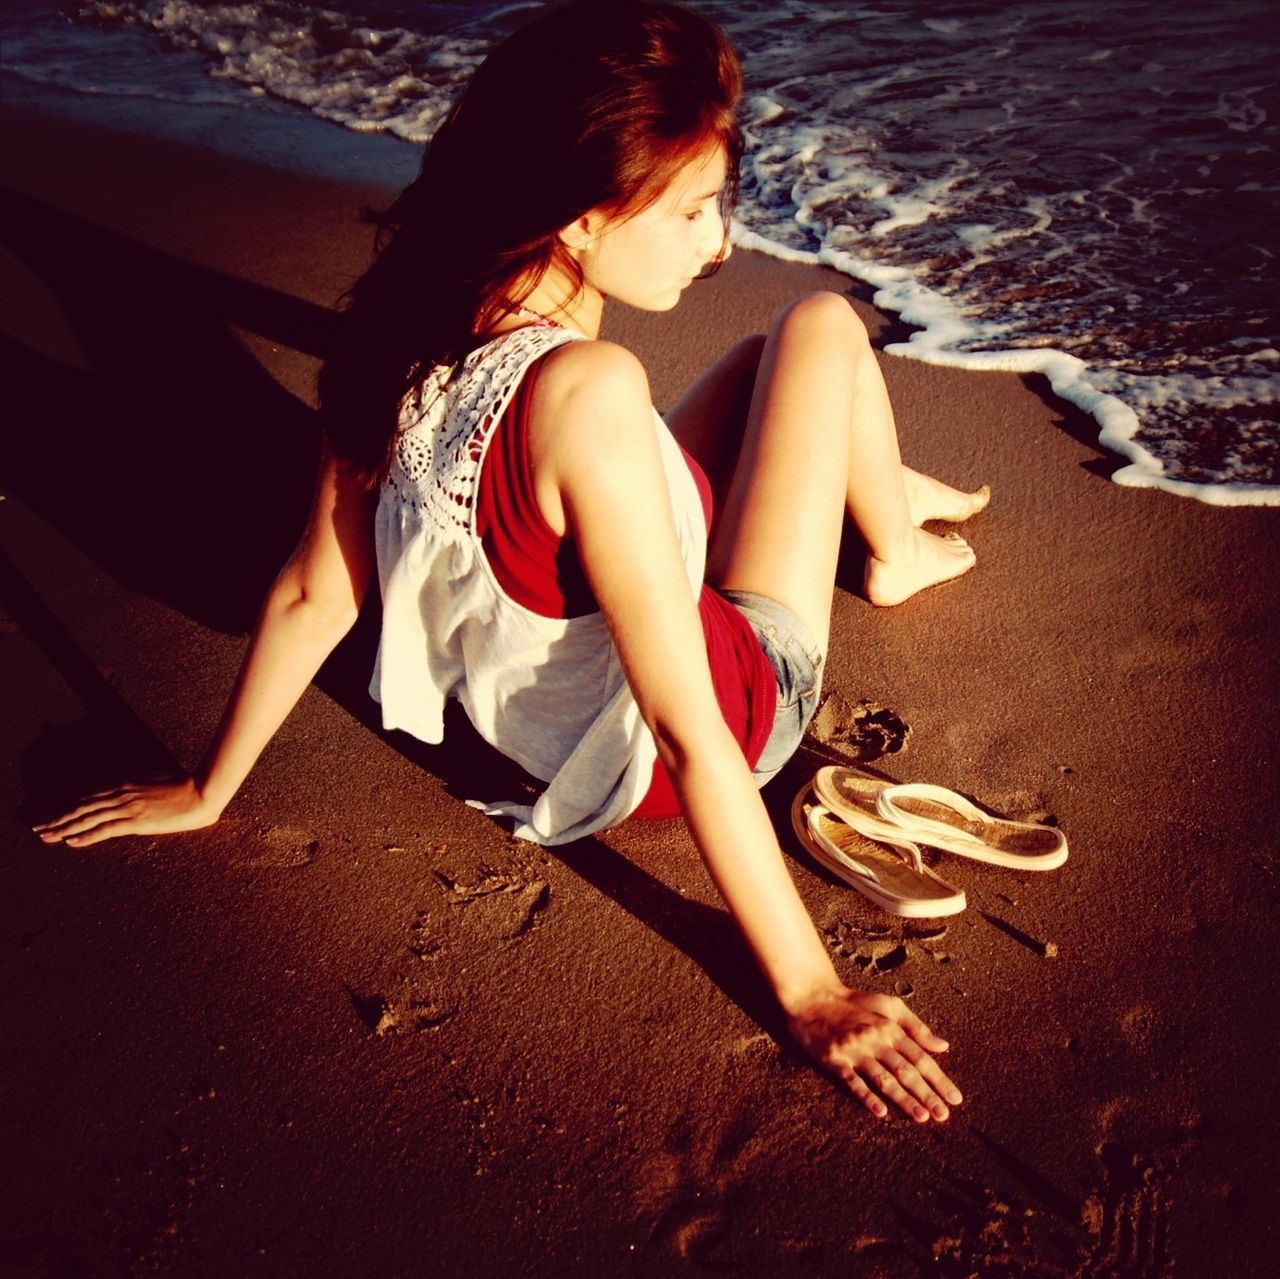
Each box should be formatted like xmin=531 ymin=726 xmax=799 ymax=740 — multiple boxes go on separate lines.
xmin=370 ymin=324 xmax=708 ymax=844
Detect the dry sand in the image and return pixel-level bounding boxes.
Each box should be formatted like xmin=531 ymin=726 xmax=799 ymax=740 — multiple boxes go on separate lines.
xmin=3 ymin=102 xmax=1279 ymax=1278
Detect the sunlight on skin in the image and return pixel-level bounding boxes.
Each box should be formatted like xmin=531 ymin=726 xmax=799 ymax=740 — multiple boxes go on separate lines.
xmin=863 ymin=527 xmax=977 ymax=607
xmin=903 ymin=469 xmax=991 ymax=527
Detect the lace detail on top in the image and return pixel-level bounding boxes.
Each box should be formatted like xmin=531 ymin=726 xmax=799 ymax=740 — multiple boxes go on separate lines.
xmin=383 ymin=326 xmax=583 ymax=540
xmin=371 ymin=318 xmax=710 ymax=844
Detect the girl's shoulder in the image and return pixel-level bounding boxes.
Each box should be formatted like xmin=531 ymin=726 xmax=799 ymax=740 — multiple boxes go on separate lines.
xmin=525 ymin=338 xmax=658 ymax=481
xmin=530 ymin=339 xmax=651 ymax=425
xmin=537 ymin=335 xmax=647 ymax=384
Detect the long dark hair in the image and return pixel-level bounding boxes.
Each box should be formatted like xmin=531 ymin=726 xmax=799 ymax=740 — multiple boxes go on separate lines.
xmin=318 ymin=0 xmax=743 ymax=481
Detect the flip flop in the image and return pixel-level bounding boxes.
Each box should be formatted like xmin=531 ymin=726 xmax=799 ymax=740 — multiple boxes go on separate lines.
xmin=790 ymin=786 xmax=967 ymax=918
xmin=812 ymin=766 xmax=1068 ymax=871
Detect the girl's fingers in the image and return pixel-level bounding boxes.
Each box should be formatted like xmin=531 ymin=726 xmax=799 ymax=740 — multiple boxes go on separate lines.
xmin=65 ymin=818 xmax=136 ymax=848
xmin=35 ymin=802 xmax=127 ymax=841
xmin=842 ymin=1070 xmax=888 ymax=1120
xmin=895 ymin=1002 xmax=949 ymax=1053
xmin=34 ymin=787 xmax=138 ymax=829
xmin=882 ymin=1049 xmax=950 ymax=1120
xmin=864 ymin=1064 xmax=930 ymax=1123
xmin=896 ymin=1039 xmax=964 ymax=1107
xmin=85 ymin=785 xmax=136 ymax=802
xmin=32 ymin=803 xmax=106 ymax=833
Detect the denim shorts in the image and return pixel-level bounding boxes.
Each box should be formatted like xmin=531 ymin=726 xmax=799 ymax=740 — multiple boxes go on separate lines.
xmin=721 ymin=589 xmax=825 ymax=787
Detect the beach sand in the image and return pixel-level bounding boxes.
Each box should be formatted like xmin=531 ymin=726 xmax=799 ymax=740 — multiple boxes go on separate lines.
xmin=3 ymin=100 xmax=1279 ymax=1277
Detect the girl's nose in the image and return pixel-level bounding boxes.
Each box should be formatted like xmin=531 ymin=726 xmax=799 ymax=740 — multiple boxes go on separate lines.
xmin=701 ymin=213 xmax=731 ymax=265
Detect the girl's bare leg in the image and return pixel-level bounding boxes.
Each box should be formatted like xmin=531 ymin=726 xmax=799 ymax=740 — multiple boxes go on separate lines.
xmin=903 ymin=467 xmax=991 ymax=526
xmin=666 ymin=324 xmax=988 ymax=534
xmin=670 ymin=293 xmax=978 ymax=643
xmin=663 ymin=334 xmax=767 ymax=503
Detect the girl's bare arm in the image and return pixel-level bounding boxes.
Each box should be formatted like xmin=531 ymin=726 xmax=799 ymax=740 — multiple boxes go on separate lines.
xmin=34 ymin=446 xmax=376 ymax=847
xmin=534 ymin=341 xmax=962 ymax=1122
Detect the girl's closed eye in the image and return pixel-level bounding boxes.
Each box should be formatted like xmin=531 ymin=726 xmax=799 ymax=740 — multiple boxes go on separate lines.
xmin=686 ymin=189 xmax=723 ymax=221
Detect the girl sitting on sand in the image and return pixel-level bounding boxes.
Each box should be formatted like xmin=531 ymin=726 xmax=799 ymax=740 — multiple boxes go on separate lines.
xmin=36 ymin=0 xmax=987 ymax=1122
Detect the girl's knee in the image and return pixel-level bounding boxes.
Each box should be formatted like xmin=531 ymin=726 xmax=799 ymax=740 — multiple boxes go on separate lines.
xmin=776 ymin=290 xmax=869 ymax=349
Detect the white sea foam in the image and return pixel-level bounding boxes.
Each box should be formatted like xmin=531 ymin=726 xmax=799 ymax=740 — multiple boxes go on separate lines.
xmin=725 ymin=2 xmax=1280 ymax=504
xmin=72 ymin=0 xmax=486 ymax=142
xmin=14 ymin=0 xmax=1275 ymax=505
xmin=1214 ymin=89 xmax=1267 ymax=133
xmin=732 ymin=223 xmax=1280 ymax=507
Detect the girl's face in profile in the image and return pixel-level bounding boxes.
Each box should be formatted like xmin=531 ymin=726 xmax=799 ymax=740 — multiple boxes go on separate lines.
xmin=573 ymin=143 xmax=731 ymax=312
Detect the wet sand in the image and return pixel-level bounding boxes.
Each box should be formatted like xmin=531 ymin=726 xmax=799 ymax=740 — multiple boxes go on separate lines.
xmin=3 ymin=101 xmax=1279 ymax=1277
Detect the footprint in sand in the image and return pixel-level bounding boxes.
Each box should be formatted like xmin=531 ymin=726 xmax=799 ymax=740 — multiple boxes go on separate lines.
xmin=1118 ymin=1003 xmax=1173 ymax=1054
xmin=433 ymin=867 xmax=549 ymax=940
xmin=631 ymin=1112 xmax=762 ymax=1269
xmin=821 ymin=916 xmax=949 ymax=975
xmin=922 ymin=1128 xmax=1177 ymax=1278
xmin=97 ymin=1086 xmax=215 ymax=1273
xmin=1080 ymin=1142 xmax=1175 ymax=1279
xmin=245 ymin=825 xmax=318 ymax=869
xmin=803 ymin=691 xmax=909 ymax=763
xmin=347 ymin=978 xmax=456 ymax=1038
xmin=405 ymin=909 xmax=444 ymax=961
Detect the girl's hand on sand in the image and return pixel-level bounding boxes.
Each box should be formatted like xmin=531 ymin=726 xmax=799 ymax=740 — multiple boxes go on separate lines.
xmin=32 ymin=777 xmax=219 ymax=848
xmin=786 ymin=986 xmax=962 ymax=1122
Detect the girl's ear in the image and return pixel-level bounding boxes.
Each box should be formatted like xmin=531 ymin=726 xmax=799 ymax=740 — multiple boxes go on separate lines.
xmin=558 ymin=210 xmax=605 ymax=253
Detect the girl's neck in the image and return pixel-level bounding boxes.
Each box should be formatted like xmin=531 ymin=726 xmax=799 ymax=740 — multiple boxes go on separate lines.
xmin=490 ymin=263 xmax=603 ymax=340
xmin=523 ymin=288 xmax=602 ymax=339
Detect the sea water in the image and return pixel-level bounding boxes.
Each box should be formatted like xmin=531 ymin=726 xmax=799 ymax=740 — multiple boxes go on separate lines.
xmin=3 ymin=0 xmax=1277 ymax=505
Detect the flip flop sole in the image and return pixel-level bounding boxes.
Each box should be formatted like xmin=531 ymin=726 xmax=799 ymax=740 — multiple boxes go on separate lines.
xmin=790 ymin=788 xmax=966 ymax=918
xmin=814 ymin=767 xmax=1068 ymax=871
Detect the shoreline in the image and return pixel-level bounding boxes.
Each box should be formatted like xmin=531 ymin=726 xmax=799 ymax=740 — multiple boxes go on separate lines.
xmin=730 ymin=225 xmax=1280 ymax=510
xmin=3 ymin=102 xmax=1280 ymax=1276
xmin=8 ymin=70 xmax=1276 ymax=509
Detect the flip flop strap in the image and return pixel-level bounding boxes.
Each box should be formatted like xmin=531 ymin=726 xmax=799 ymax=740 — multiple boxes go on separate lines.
xmin=811 ymin=804 xmax=925 ymax=876
xmin=876 ymin=783 xmax=993 ymax=852
xmin=877 ymin=827 xmax=926 ymax=876
xmin=897 ymin=837 xmax=925 ymax=875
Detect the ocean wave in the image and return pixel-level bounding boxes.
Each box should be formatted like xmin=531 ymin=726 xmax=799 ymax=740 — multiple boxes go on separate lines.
xmin=24 ymin=0 xmax=1280 ymax=504
xmin=73 ymin=0 xmax=488 ymax=140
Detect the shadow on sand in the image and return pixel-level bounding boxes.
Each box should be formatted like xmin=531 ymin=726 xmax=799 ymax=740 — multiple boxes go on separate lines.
xmin=0 ymin=184 xmax=785 ymax=1039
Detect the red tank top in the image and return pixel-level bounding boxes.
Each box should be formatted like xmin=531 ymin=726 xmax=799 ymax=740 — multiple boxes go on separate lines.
xmin=475 ymin=353 xmax=776 ymax=818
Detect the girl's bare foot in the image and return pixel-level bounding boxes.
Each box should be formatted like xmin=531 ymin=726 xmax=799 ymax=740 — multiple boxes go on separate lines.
xmin=863 ymin=528 xmax=977 ymax=606
xmin=903 ymin=467 xmax=990 ymax=526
